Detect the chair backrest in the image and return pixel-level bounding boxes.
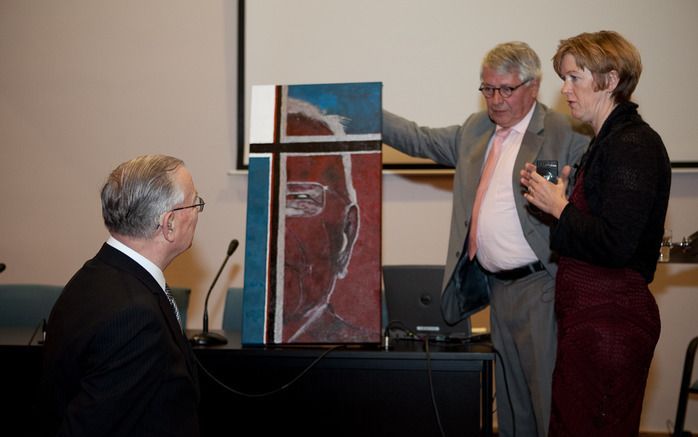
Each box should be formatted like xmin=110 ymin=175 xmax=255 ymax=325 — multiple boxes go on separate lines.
xmin=222 ymin=287 xmax=243 ymax=332
xmin=673 ymin=335 xmax=698 ymax=437
xmin=0 ymin=284 xmax=192 ymax=329
xmin=168 ymin=287 xmax=191 ymax=329
xmin=0 ymin=284 xmax=63 ymax=328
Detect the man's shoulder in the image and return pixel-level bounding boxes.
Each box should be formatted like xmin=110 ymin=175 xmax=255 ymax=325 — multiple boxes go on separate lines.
xmin=51 ymin=251 xmax=159 ymax=340
xmin=462 ymin=110 xmax=494 ymax=134
xmin=543 ymin=108 xmax=575 ymax=127
xmin=536 ymin=104 xmax=591 ymax=138
xmin=63 ymin=247 xmax=155 ymax=301
xmin=464 ymin=110 xmax=491 ymax=124
xmin=534 ymin=103 xmax=567 ymax=125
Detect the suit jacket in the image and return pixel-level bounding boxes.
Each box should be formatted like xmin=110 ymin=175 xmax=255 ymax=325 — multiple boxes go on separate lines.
xmin=40 ymin=244 xmax=200 ymax=437
xmin=383 ymin=103 xmax=589 ymax=323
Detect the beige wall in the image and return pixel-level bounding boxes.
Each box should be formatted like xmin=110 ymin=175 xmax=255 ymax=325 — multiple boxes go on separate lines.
xmin=1 ymin=1 xmax=696 ymax=432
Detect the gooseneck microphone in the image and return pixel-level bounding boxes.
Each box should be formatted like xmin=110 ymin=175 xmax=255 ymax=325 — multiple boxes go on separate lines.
xmin=190 ymin=239 xmax=239 ymax=346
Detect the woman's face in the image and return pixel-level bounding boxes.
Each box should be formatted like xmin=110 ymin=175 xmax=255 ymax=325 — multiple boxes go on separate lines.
xmin=559 ymin=53 xmax=611 ymax=132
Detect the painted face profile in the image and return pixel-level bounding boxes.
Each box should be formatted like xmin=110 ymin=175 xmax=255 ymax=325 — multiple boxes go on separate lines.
xmin=281 ymin=153 xmax=359 ymax=341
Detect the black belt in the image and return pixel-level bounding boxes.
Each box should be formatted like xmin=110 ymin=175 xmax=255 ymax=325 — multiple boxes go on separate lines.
xmin=483 ymin=260 xmax=545 ymax=281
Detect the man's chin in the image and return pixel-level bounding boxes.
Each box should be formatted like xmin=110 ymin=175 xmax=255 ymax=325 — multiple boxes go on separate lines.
xmin=488 ymin=112 xmax=510 ymax=126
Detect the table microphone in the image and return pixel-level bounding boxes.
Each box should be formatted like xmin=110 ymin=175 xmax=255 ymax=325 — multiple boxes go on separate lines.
xmin=190 ymin=239 xmax=239 ymax=346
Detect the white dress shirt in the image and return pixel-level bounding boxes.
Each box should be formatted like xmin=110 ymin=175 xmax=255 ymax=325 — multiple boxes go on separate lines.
xmin=475 ymin=104 xmax=539 ymax=272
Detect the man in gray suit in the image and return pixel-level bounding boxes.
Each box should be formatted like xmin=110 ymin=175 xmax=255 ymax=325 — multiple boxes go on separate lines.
xmin=383 ymin=42 xmax=588 ymax=437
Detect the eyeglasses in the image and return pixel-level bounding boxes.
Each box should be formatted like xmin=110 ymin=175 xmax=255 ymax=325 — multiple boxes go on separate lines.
xmin=170 ymin=195 xmax=205 ymax=213
xmin=284 ymin=181 xmax=353 ymax=218
xmin=286 ymin=182 xmax=325 ymax=217
xmin=478 ymin=79 xmax=531 ymax=98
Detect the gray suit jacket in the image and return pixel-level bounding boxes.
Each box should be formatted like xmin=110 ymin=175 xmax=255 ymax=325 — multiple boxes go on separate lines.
xmin=383 ymin=103 xmax=589 ymax=323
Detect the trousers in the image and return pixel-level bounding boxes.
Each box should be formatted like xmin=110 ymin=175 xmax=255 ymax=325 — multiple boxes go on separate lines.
xmin=489 ymin=269 xmax=557 ymax=437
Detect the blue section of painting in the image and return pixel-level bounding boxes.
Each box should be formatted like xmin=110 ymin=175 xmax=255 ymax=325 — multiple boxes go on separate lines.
xmin=287 ymin=82 xmax=381 ymax=135
xmin=242 ymin=156 xmax=271 ymax=345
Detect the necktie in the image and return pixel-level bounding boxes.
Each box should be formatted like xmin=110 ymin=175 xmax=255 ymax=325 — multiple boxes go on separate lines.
xmin=468 ymin=127 xmax=511 ymax=260
xmin=164 ymin=284 xmax=183 ymax=329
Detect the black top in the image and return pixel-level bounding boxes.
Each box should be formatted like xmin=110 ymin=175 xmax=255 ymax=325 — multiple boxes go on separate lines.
xmin=552 ymin=102 xmax=671 ymax=283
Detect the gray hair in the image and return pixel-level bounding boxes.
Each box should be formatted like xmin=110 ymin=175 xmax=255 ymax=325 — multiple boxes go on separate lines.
xmin=481 ymin=41 xmax=542 ymax=83
xmin=101 ymin=154 xmax=185 ymax=238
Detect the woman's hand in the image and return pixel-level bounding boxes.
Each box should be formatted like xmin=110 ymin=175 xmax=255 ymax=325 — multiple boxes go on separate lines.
xmin=520 ymin=162 xmax=571 ymax=219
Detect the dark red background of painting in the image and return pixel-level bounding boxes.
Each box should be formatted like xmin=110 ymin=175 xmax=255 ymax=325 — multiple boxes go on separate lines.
xmin=281 ymin=152 xmax=382 ymax=342
xmin=328 ymin=152 xmax=382 ymax=338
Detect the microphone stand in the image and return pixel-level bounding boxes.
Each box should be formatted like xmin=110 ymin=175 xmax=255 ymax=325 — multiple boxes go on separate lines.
xmin=190 ymin=240 xmax=238 ymax=346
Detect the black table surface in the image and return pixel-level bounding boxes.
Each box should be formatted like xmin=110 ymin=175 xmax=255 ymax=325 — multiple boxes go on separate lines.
xmin=188 ymin=329 xmax=495 ymax=357
xmin=1 ymin=328 xmax=495 ymax=437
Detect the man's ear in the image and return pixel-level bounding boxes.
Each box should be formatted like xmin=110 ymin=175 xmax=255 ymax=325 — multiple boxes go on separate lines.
xmin=529 ymin=78 xmax=541 ymax=98
xmin=336 ymin=204 xmax=359 ymax=279
xmin=160 ymin=211 xmax=176 ymax=243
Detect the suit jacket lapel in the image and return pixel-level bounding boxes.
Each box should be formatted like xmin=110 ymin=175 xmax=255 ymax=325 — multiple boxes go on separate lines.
xmin=516 ymin=102 xmax=546 ymax=168
xmin=513 ymin=103 xmax=546 ymax=224
xmin=95 ymin=244 xmax=197 ymax=375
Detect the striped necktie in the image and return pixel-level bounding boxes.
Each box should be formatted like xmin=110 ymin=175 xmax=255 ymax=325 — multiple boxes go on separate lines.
xmin=164 ymin=284 xmax=183 ymax=329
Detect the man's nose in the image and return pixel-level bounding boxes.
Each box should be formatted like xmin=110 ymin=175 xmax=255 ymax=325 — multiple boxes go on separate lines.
xmin=490 ymin=91 xmax=505 ymax=105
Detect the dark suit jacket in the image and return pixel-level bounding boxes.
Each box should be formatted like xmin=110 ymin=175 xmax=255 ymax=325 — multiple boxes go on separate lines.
xmin=383 ymin=103 xmax=589 ymax=323
xmin=40 ymin=244 xmax=200 ymax=437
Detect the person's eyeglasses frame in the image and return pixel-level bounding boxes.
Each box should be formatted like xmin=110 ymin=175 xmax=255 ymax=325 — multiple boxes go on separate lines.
xmin=170 ymin=195 xmax=205 ymax=213
xmin=478 ymin=79 xmax=532 ymax=99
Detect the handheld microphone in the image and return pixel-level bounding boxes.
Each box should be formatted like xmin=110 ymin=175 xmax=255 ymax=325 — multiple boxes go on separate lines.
xmin=190 ymin=239 xmax=239 ymax=346
xmin=0 ymin=263 xmax=5 ymax=273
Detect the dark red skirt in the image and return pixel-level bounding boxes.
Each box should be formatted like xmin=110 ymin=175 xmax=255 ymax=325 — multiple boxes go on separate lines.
xmin=549 ymin=257 xmax=660 ymax=436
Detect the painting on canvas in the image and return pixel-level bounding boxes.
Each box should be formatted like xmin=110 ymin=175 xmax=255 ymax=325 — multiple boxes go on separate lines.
xmin=243 ymin=82 xmax=382 ymax=344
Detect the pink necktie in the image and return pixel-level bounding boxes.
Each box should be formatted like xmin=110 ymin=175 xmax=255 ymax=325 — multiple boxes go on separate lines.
xmin=468 ymin=128 xmax=511 ymax=260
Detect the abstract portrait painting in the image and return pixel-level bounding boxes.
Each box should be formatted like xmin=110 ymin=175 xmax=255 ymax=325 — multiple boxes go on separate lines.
xmin=242 ymin=82 xmax=382 ymax=344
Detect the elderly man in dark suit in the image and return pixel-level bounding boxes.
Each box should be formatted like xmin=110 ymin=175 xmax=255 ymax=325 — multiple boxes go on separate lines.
xmin=383 ymin=42 xmax=589 ymax=437
xmin=41 ymin=154 xmax=203 ymax=436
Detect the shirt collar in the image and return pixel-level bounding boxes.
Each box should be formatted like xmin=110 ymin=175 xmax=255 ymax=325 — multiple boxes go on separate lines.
xmin=107 ymin=236 xmax=167 ymax=292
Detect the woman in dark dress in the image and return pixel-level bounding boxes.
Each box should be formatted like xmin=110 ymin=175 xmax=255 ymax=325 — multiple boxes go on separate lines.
xmin=520 ymin=31 xmax=671 ymax=436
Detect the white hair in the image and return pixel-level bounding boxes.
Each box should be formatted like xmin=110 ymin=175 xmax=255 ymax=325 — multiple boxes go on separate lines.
xmin=286 ymin=97 xmax=349 ymax=136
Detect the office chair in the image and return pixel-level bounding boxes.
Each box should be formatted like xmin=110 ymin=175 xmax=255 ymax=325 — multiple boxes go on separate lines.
xmin=168 ymin=287 xmax=191 ymax=329
xmin=222 ymin=287 xmax=244 ymax=332
xmin=674 ymin=336 xmax=698 ymax=437
xmin=0 ymin=284 xmax=63 ymax=328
